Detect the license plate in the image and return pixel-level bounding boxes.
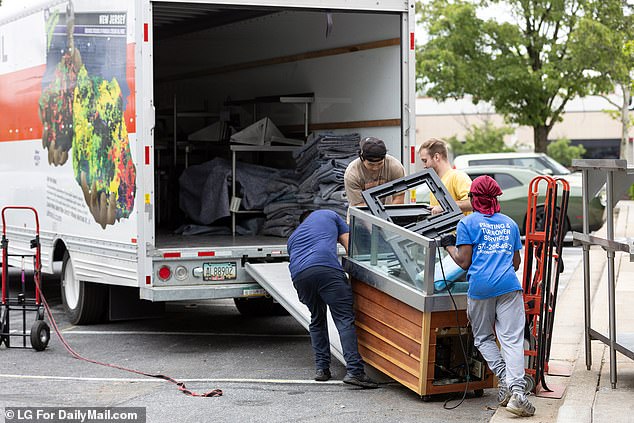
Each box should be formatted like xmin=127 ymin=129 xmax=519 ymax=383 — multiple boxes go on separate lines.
xmin=242 ymin=288 xmax=266 ymax=297
xmin=203 ymin=262 xmax=237 ymax=281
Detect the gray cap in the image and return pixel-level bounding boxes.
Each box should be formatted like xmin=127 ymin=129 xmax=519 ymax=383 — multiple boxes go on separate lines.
xmin=360 ymin=137 xmax=387 ymax=161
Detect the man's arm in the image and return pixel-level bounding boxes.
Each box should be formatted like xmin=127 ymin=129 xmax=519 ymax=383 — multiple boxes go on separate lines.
xmin=456 ymin=199 xmax=473 ymax=213
xmin=513 ymin=250 xmax=521 ymax=271
xmin=344 ymin=171 xmax=365 ymax=207
xmin=453 ymin=171 xmax=473 ymax=213
xmin=338 ymin=233 xmax=350 ymax=255
xmin=444 ymin=244 xmax=473 ymax=270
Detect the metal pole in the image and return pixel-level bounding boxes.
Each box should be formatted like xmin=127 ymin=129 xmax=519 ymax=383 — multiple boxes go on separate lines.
xmin=605 ymin=170 xmax=618 ymax=388
xmin=173 ymin=96 xmax=177 ymax=167
xmin=232 ymin=150 xmax=236 ymax=237
xmin=582 ymin=169 xmax=592 ymax=370
xmin=304 ymin=103 xmax=309 ymax=138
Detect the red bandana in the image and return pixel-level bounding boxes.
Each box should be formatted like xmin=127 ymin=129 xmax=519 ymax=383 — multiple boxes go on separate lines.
xmin=470 ymin=175 xmax=502 ymax=215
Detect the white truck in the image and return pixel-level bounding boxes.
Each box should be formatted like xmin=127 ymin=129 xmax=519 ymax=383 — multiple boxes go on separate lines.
xmin=0 ymin=0 xmax=417 ymax=324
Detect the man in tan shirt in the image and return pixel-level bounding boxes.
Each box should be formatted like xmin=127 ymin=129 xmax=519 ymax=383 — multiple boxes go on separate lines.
xmin=418 ymin=138 xmax=472 ymax=216
xmin=344 ymin=137 xmax=405 ymax=210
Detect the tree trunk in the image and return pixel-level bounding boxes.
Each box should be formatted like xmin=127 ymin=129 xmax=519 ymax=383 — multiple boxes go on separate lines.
xmin=620 ymin=84 xmax=631 ymax=163
xmin=533 ymin=125 xmax=550 ymax=153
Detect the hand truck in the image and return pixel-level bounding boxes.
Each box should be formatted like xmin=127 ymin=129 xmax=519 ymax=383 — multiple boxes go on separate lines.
xmin=1 ymin=206 xmax=50 ymax=351
xmin=522 ymin=176 xmax=570 ymax=396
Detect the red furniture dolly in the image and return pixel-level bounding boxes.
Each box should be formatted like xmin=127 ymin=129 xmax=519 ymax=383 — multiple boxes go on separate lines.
xmin=0 ymin=206 xmax=50 ymax=351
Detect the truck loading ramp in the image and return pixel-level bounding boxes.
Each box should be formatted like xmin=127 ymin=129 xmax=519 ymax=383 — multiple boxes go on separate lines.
xmin=244 ymin=262 xmax=345 ymax=365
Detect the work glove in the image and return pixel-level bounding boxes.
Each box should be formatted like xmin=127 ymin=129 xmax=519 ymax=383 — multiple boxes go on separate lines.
xmin=438 ymin=233 xmax=456 ymax=248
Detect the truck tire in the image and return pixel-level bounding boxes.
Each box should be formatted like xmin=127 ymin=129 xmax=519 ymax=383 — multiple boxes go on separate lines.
xmin=61 ymin=252 xmax=107 ymax=325
xmin=233 ymin=297 xmax=288 ymax=317
xmin=527 ymin=206 xmax=570 ymax=239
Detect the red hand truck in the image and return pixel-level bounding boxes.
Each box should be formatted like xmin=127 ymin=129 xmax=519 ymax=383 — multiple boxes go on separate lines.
xmin=522 ymin=176 xmax=570 ymax=396
xmin=0 ymin=206 xmax=50 ymax=351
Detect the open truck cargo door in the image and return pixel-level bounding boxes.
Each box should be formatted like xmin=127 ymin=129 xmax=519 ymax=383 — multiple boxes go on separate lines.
xmin=244 ymin=262 xmax=345 ymax=365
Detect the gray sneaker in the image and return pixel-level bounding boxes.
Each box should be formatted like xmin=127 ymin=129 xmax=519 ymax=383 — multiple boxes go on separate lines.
xmin=497 ymin=383 xmax=511 ymax=407
xmin=506 ymin=393 xmax=536 ymax=417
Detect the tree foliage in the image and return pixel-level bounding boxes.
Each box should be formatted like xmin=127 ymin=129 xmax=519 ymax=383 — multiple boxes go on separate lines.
xmin=569 ymin=1 xmax=634 ymax=161
xmin=447 ymin=121 xmax=516 ymax=156
xmin=546 ymin=138 xmax=586 ymax=167
xmin=416 ymin=0 xmax=626 ymax=154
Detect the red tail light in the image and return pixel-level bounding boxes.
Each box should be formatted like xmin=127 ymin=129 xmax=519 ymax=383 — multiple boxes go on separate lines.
xmin=158 ymin=265 xmax=172 ymax=281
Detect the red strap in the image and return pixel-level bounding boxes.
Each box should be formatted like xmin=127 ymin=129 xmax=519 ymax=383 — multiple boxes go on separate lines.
xmin=38 ymin=286 xmax=222 ymax=398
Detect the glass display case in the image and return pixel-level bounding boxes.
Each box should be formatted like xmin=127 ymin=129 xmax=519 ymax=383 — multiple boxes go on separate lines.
xmin=346 ymin=206 xmax=469 ymax=312
xmin=343 ymin=170 xmax=494 ymax=397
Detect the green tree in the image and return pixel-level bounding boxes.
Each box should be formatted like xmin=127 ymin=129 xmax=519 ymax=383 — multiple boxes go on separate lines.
xmin=416 ymin=0 xmax=623 ymax=154
xmin=447 ymin=121 xmax=516 ymax=156
xmin=546 ymin=138 xmax=586 ymax=167
xmin=569 ymin=1 xmax=634 ymax=162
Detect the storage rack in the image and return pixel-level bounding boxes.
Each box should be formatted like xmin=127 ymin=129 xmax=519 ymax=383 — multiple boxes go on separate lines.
xmin=571 ymin=159 xmax=634 ymax=389
xmin=229 ymin=145 xmax=299 ymax=236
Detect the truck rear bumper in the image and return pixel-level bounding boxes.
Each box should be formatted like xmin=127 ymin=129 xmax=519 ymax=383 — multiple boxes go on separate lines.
xmin=139 ymin=283 xmax=265 ymax=302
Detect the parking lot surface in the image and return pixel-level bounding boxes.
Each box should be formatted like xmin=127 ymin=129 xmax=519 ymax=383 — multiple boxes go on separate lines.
xmin=0 ymin=272 xmax=499 ymax=423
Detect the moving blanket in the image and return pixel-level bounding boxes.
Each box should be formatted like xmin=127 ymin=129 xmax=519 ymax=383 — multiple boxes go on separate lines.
xmin=179 ymin=157 xmax=279 ymax=225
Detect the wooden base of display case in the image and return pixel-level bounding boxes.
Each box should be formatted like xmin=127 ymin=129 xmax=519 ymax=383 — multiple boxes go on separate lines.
xmin=351 ymin=277 xmax=495 ymax=396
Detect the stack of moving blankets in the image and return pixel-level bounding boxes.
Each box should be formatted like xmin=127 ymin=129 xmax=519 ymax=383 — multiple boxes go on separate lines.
xmin=179 ymin=132 xmax=361 ymax=237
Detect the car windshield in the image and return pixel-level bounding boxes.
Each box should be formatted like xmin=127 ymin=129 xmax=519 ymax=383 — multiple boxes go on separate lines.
xmin=513 ymin=156 xmax=571 ymax=175
xmin=540 ymin=155 xmax=571 ymax=175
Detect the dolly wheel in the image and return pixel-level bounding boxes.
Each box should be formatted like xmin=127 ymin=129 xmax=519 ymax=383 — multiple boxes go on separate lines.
xmin=474 ymin=389 xmax=484 ymax=398
xmin=30 ymin=320 xmax=50 ymax=351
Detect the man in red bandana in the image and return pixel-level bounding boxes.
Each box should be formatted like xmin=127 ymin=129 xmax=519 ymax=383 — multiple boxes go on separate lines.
xmin=442 ymin=175 xmax=535 ymax=417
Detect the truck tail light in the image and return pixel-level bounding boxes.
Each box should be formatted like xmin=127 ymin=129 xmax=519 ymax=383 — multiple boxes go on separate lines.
xmin=158 ymin=265 xmax=172 ymax=281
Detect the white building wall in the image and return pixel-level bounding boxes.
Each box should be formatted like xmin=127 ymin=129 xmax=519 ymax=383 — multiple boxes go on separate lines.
xmin=415 ymin=95 xmax=624 ymax=152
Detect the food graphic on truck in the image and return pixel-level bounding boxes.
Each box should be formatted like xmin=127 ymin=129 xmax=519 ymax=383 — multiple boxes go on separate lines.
xmin=38 ymin=3 xmax=135 ymax=228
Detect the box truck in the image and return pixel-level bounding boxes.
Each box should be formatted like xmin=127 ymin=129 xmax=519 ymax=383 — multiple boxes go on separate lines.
xmin=0 ymin=0 xmax=416 ymax=324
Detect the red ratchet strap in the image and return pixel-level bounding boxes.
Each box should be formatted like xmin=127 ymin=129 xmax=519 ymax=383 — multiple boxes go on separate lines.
xmin=38 ymin=287 xmax=222 ymax=398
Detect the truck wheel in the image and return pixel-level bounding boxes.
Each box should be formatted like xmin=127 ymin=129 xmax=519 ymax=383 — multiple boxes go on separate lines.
xmin=529 ymin=206 xmax=570 ymax=239
xmin=61 ymin=252 xmax=107 ymax=325
xmin=233 ymin=297 xmax=287 ymax=317
xmin=30 ymin=320 xmax=50 ymax=351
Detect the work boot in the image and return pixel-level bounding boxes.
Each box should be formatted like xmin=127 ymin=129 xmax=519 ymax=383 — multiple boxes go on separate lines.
xmin=497 ymin=380 xmax=511 ymax=407
xmin=506 ymin=393 xmax=536 ymax=417
xmin=343 ymin=373 xmax=379 ymax=389
xmin=314 ymin=368 xmax=331 ymax=382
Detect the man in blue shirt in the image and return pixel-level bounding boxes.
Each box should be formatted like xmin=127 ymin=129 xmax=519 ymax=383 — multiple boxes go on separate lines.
xmin=442 ymin=176 xmax=535 ymax=417
xmin=287 ymin=209 xmax=378 ymax=389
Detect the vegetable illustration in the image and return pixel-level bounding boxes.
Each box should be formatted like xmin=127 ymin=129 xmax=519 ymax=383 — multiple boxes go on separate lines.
xmin=72 ymin=66 xmax=136 ymax=228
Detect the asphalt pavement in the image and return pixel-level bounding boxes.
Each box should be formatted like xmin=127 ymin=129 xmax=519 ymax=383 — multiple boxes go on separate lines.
xmin=2 ymin=202 xmax=632 ymax=423
xmin=0 ymin=274 xmax=495 ymax=423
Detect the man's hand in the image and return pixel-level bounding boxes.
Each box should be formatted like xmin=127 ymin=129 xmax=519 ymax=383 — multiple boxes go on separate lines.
xmin=438 ymin=233 xmax=456 ymax=248
xmin=431 ymin=205 xmax=443 ymax=215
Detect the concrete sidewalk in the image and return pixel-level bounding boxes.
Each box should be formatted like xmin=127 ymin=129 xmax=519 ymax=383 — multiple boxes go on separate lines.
xmin=492 ymin=201 xmax=634 ymax=423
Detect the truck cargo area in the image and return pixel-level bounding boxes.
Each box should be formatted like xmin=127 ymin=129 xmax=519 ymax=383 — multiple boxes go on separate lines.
xmin=151 ymin=2 xmax=403 ymax=249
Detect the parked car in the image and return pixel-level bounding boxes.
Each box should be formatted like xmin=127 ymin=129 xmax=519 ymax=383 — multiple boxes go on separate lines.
xmin=416 ymin=166 xmax=605 ymax=234
xmin=453 ymin=152 xmax=573 ymax=176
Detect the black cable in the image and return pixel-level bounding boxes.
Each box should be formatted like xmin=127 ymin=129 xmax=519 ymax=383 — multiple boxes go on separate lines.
xmin=438 ymin=251 xmax=471 ymax=410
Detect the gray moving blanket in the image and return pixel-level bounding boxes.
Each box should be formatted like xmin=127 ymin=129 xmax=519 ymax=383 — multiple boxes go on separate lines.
xmin=179 ymin=157 xmax=279 ymax=225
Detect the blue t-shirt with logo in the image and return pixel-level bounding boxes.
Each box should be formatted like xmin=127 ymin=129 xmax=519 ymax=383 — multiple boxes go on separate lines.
xmin=287 ymin=210 xmax=349 ymax=279
xmin=455 ymin=211 xmax=523 ymax=299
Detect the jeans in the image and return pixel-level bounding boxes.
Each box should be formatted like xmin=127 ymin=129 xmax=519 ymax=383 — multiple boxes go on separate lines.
xmin=292 ymin=266 xmax=364 ymax=376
